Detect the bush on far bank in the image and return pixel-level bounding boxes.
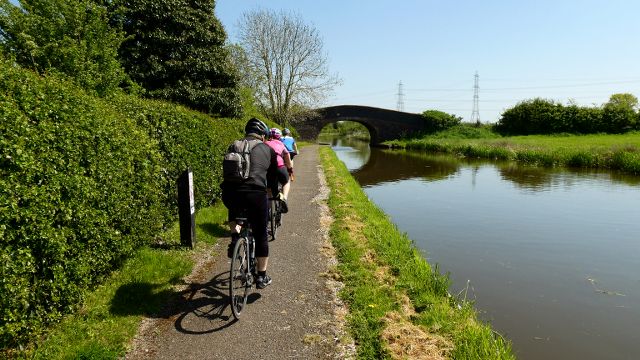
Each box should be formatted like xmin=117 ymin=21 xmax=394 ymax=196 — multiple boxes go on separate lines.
xmin=421 ymin=109 xmax=462 ymax=132
xmin=496 ymin=97 xmax=638 ymax=135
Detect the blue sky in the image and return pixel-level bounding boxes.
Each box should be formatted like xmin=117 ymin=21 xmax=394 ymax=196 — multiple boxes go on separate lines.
xmin=216 ymin=0 xmax=640 ymax=122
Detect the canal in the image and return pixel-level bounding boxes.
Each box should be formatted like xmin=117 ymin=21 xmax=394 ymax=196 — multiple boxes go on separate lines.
xmin=325 ymin=136 xmax=640 ymax=360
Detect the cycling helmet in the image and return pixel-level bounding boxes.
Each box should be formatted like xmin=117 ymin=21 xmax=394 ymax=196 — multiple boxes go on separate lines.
xmin=283 ymin=128 xmax=291 ymax=136
xmin=245 ymin=118 xmax=269 ymax=137
xmin=270 ymin=128 xmax=282 ymax=139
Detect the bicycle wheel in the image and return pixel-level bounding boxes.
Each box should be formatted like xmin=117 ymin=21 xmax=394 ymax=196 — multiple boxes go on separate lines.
xmin=229 ymin=237 xmax=250 ymax=319
xmin=275 ymin=199 xmax=282 ymax=227
xmin=269 ymin=199 xmax=278 ymax=241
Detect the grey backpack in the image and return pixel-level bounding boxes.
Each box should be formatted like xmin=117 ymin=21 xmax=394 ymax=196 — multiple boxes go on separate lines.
xmin=223 ymin=139 xmax=260 ymax=182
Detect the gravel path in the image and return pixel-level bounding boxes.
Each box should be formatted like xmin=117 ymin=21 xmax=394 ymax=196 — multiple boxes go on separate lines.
xmin=126 ymin=145 xmax=354 ymax=360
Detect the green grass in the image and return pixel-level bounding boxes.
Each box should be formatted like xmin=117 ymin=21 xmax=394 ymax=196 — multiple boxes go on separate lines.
xmin=387 ymin=130 xmax=640 ymax=175
xmin=320 ymin=147 xmax=514 ymax=359
xmin=16 ymin=204 xmax=229 ymax=360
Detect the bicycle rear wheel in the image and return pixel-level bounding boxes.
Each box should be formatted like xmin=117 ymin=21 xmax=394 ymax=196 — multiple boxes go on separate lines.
xmin=269 ymin=199 xmax=278 ymax=241
xmin=229 ymin=237 xmax=250 ymax=319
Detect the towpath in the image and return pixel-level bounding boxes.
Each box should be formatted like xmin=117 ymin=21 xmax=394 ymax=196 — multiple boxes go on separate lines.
xmin=126 ymin=145 xmax=353 ymax=360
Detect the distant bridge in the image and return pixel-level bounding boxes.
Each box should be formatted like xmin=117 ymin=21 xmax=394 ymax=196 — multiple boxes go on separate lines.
xmin=296 ymin=105 xmax=426 ymax=145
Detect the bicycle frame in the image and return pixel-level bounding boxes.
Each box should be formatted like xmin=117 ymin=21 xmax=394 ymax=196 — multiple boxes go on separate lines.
xmin=229 ymin=217 xmax=256 ymax=319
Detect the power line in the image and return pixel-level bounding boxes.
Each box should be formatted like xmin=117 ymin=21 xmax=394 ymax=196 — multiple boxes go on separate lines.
xmin=407 ymin=79 xmax=640 ymax=92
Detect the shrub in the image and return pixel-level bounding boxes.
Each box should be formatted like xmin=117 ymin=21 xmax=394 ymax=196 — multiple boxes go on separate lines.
xmin=108 ymin=95 xmax=244 ymax=215
xmin=497 ymin=98 xmax=564 ymax=135
xmin=497 ymin=97 xmax=639 ymax=135
xmin=421 ymin=110 xmax=461 ymax=132
xmin=0 ymin=61 xmax=166 ymax=347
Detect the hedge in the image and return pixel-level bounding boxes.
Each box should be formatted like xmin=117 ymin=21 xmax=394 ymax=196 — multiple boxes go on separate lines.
xmin=0 ymin=58 xmax=243 ymax=349
xmin=496 ymin=98 xmax=639 ymax=135
xmin=107 ymin=95 xmax=243 ymax=215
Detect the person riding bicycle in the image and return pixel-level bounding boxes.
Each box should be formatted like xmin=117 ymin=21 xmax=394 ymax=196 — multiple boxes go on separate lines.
xmin=280 ymin=128 xmax=299 ymax=160
xmin=264 ymin=128 xmax=293 ymax=213
xmin=221 ymin=118 xmax=278 ymax=289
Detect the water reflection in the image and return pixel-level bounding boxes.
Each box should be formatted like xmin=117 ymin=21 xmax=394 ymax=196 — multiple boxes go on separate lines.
xmin=321 ymin=136 xmax=370 ymax=172
xmin=327 ymin=136 xmax=640 ymax=360
xmin=329 ymin=136 xmax=640 ymax=190
xmin=353 ymin=150 xmax=458 ymax=186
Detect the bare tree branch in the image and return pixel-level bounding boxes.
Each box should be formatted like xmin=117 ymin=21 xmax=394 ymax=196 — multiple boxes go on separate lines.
xmin=237 ymin=9 xmax=341 ymax=126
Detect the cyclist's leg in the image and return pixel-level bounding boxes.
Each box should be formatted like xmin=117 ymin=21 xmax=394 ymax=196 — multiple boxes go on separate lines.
xmin=267 ymin=176 xmax=278 ymax=200
xmin=282 ymin=180 xmax=290 ymax=200
xmin=222 ymin=189 xmax=242 ymax=257
xmin=247 ymin=191 xmax=272 ymax=288
xmin=247 ymin=191 xmax=269 ymax=269
xmin=276 ymin=168 xmax=290 ymax=213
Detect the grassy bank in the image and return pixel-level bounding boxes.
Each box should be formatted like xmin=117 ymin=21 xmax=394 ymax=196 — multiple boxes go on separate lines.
xmin=14 ymin=204 xmax=228 ymax=360
xmin=320 ymin=147 xmax=514 ymax=359
xmin=385 ymin=128 xmax=640 ymax=175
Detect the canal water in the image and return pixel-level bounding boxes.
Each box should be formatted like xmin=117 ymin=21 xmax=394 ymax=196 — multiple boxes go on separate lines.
xmin=325 ymin=137 xmax=640 ymax=360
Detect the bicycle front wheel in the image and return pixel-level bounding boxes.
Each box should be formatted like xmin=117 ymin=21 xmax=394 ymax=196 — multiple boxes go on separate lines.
xmin=229 ymin=237 xmax=250 ymax=319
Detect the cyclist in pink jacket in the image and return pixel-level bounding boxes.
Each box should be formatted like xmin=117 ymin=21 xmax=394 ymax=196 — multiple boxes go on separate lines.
xmin=264 ymin=128 xmax=293 ymax=212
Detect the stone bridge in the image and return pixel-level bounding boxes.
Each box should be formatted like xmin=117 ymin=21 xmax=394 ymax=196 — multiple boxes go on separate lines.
xmin=295 ymin=105 xmax=426 ymax=145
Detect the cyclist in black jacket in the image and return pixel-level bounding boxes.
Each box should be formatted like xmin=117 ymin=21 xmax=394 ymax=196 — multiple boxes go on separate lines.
xmin=221 ymin=118 xmax=278 ymax=289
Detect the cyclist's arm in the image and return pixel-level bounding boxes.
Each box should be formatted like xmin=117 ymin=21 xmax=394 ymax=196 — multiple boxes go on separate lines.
xmin=292 ymin=141 xmax=299 ymax=154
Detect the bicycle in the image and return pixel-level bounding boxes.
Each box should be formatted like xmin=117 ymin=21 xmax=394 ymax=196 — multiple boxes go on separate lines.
xmin=268 ymin=184 xmax=283 ymax=241
xmin=229 ymin=214 xmax=256 ymax=319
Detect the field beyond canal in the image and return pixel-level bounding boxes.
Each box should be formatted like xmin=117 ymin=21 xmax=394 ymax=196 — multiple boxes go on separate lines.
xmin=385 ymin=128 xmax=640 ymax=175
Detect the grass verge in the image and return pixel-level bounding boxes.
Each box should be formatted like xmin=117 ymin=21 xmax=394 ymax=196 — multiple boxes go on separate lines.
xmin=386 ymin=131 xmax=640 ymax=175
xmin=320 ymin=147 xmax=515 ymax=359
xmin=15 ymin=204 xmax=228 ymax=360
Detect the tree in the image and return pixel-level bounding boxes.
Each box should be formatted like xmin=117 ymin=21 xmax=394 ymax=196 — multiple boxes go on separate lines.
xmin=237 ymin=9 xmax=340 ymax=127
xmin=114 ymin=0 xmax=241 ymax=117
xmin=605 ymin=93 xmax=638 ymax=111
xmin=421 ymin=110 xmax=462 ymax=132
xmin=603 ymin=93 xmax=638 ymax=132
xmin=0 ymin=0 xmax=127 ymax=96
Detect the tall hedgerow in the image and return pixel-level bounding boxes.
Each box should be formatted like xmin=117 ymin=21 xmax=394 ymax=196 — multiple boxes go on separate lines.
xmin=0 ymin=58 xmax=165 ymax=348
xmin=0 ymin=47 xmax=244 ymax=351
xmin=108 ymin=95 xmax=244 ymax=214
xmin=497 ymin=96 xmax=639 ymax=135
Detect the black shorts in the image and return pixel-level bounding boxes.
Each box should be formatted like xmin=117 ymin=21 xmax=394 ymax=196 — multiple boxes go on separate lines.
xmin=221 ymin=189 xmax=269 ymax=257
xmin=268 ymin=167 xmax=289 ymax=195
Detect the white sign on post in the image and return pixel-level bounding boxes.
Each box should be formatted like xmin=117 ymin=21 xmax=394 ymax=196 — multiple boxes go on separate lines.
xmin=188 ymin=171 xmax=195 ymax=215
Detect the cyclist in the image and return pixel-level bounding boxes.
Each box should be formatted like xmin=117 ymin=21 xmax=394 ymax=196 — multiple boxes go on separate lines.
xmin=280 ymin=128 xmax=299 ymax=160
xmin=221 ymin=118 xmax=278 ymax=289
xmin=264 ymin=128 xmax=293 ymax=213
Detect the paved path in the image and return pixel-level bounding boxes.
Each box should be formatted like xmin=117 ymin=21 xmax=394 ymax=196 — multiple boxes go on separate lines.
xmin=127 ymin=145 xmax=350 ymax=360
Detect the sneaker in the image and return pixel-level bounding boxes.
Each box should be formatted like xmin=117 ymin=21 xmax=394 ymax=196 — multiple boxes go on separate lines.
xmin=227 ymin=233 xmax=240 ymax=258
xmin=256 ymin=274 xmax=272 ymax=289
xmin=280 ymin=199 xmax=289 ymax=214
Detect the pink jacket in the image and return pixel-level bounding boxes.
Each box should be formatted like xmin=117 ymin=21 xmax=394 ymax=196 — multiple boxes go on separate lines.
xmin=265 ymin=139 xmax=289 ymax=168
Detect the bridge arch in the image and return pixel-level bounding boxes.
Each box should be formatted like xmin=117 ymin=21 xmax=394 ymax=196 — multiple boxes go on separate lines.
xmin=295 ymin=105 xmax=426 ymax=145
